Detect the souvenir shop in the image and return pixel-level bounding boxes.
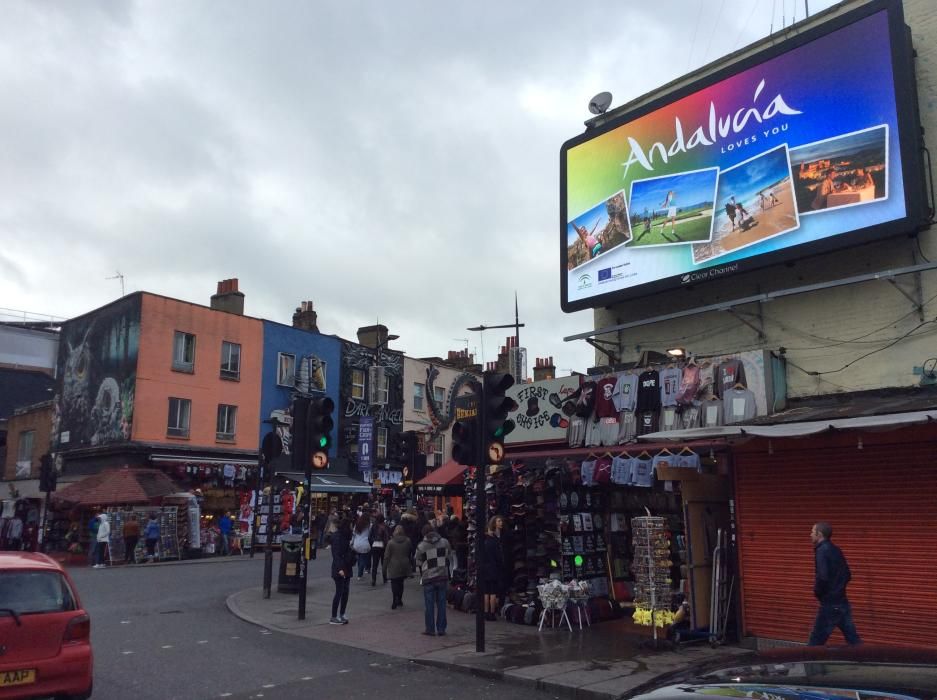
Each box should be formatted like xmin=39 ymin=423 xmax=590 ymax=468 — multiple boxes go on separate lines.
xmin=414 ymin=459 xmax=466 ymax=519
xmin=0 ymin=496 xmax=41 ymax=552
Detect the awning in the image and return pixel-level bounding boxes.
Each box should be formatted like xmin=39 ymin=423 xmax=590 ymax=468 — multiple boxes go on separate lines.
xmin=415 ymin=460 xmax=467 ymax=493
xmin=275 ymin=472 xmax=372 ymax=494
xmin=149 ymin=454 xmax=258 ymax=466
xmin=639 ymin=409 xmax=937 ymax=441
xmin=52 ymin=468 xmax=179 ymax=506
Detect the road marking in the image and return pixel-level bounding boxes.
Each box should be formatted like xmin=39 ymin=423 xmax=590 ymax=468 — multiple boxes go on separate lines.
xmin=161 ymin=645 xmax=173 ymax=649
xmin=262 ymin=684 xmax=275 ymax=688
xmin=301 ymin=676 xmax=313 ymax=681
xmin=338 ymin=669 xmax=351 ymax=674
xmin=198 ymin=640 xmax=208 ymax=644
xmin=121 ymin=651 xmax=134 ymax=655
xmin=260 ymin=630 xmax=272 ymax=635
xmin=219 ymin=694 xmax=232 ymax=698
xmin=120 ymin=620 xmax=131 ymax=624
xmin=230 ymin=636 xmax=240 ymax=639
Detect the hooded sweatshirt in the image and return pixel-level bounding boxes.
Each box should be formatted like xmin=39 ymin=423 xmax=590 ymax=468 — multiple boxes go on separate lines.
xmin=96 ymin=514 xmax=111 ymax=543
xmin=415 ymin=531 xmax=451 ymax=586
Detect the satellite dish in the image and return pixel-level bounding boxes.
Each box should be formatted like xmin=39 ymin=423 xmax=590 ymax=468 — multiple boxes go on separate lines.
xmin=588 ymin=91 xmax=613 ymax=115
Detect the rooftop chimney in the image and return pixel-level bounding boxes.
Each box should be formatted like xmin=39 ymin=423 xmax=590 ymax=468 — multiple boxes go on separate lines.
xmin=357 ymin=324 xmax=392 ymax=350
xmin=210 ymin=278 xmax=245 ymax=315
xmin=533 ymin=356 xmax=556 ymax=382
xmin=292 ymin=301 xmax=319 ymax=332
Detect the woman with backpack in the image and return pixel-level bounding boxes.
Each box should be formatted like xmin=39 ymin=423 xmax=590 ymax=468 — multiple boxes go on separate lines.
xmin=369 ymin=513 xmax=389 ymax=586
xmin=351 ymin=513 xmax=372 ymax=580
xmin=329 ymin=515 xmax=353 ymax=625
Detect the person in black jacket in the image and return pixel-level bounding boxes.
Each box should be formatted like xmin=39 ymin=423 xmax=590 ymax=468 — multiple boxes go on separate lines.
xmin=808 ymin=522 xmax=861 ymax=646
xmin=329 ymin=516 xmax=353 ymax=625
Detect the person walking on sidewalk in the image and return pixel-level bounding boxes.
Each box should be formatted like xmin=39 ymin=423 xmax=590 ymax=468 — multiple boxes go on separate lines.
xmin=384 ymin=525 xmax=412 ymax=609
xmin=415 ymin=524 xmax=452 ymax=636
xmin=123 ymin=515 xmax=141 ymax=564
xmin=218 ymin=512 xmax=233 ymax=556
xmin=143 ymin=513 xmax=160 ymax=562
xmin=329 ymin=516 xmax=353 ymax=625
xmin=369 ymin=513 xmax=389 ymax=586
xmin=351 ymin=513 xmax=372 ymax=580
xmin=808 ymin=521 xmax=862 ymax=646
xmin=92 ymin=513 xmax=110 ymax=568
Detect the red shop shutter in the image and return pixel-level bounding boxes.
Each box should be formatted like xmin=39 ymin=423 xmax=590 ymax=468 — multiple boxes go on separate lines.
xmin=734 ymin=441 xmax=937 ymax=648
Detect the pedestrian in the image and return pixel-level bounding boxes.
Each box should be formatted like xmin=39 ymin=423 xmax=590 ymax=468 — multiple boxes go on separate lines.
xmin=87 ymin=511 xmax=100 ymax=565
xmin=401 ymin=508 xmax=420 ymax=573
xmin=384 ymin=525 xmax=412 ymax=609
xmin=447 ymin=516 xmax=466 ymax=571
xmin=218 ymin=511 xmax=233 ymax=556
xmin=369 ymin=513 xmax=389 ymax=586
xmin=808 ymin=522 xmax=862 ymax=646
xmin=315 ymin=511 xmax=328 ymax=548
xmin=123 ymin=514 xmax=141 ymax=565
xmin=329 ymin=515 xmax=353 ymax=625
xmin=481 ymin=516 xmax=504 ymax=620
xmin=415 ymin=524 xmax=452 ymax=636
xmin=93 ymin=513 xmax=110 ymax=568
xmin=351 ymin=513 xmax=372 ymax=580
xmin=143 ymin=512 xmax=160 ymax=563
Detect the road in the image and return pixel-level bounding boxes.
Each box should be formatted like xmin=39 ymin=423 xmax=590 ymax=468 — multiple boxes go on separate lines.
xmin=71 ymin=555 xmax=550 ymax=700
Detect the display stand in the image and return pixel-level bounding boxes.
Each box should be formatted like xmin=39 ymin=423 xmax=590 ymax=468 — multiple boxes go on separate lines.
xmin=631 ymin=515 xmax=673 ymax=644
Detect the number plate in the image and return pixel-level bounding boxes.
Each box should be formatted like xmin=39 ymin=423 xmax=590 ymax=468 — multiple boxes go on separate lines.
xmin=0 ymin=669 xmax=36 ymax=687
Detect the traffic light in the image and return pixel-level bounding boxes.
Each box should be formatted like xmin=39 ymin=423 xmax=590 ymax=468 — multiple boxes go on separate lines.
xmin=483 ymin=371 xmax=515 ymax=460
xmin=388 ymin=431 xmax=403 ymax=463
xmin=451 ymin=418 xmax=478 ymax=466
xmin=306 ymin=396 xmax=335 ymax=469
xmin=290 ymin=397 xmax=310 ymax=472
xmin=398 ymin=430 xmax=414 ymax=466
xmin=39 ymin=453 xmax=56 ymax=493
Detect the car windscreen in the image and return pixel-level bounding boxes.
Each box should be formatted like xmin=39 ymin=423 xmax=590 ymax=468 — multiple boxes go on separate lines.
xmin=0 ymin=570 xmax=78 ymax=615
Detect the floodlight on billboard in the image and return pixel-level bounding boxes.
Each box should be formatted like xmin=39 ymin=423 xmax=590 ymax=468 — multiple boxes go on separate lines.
xmin=560 ymin=0 xmax=927 ymax=313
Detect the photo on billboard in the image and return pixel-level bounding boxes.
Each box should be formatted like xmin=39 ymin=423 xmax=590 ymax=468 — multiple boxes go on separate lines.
xmin=566 ymin=190 xmax=632 ymax=271
xmin=790 ymin=124 xmax=889 ymax=215
xmin=560 ymin=0 xmax=924 ymax=313
xmin=693 ymin=144 xmax=799 ymax=264
xmin=627 ymin=167 xmax=718 ymax=249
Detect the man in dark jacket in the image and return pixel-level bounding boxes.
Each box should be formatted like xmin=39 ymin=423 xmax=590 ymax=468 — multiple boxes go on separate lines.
xmin=415 ymin=524 xmax=451 ymax=636
xmin=808 ymin=522 xmax=861 ymax=646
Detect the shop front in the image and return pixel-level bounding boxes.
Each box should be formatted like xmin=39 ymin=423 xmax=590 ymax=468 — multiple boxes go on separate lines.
xmin=414 ymin=459 xmax=466 ymax=519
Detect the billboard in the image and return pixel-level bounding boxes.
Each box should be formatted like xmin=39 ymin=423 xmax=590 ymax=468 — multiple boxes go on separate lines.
xmin=560 ymin=0 xmax=925 ymax=312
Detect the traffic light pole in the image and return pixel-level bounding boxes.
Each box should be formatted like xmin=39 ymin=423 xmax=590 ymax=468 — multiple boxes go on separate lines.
xmin=298 ymin=456 xmax=312 ymax=620
xmin=262 ymin=459 xmax=275 ymax=599
xmin=475 ymin=381 xmax=487 ymax=653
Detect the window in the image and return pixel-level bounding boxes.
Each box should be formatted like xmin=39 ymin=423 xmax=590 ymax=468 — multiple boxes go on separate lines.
xmin=0 ymin=571 xmax=77 ymax=614
xmin=351 ymin=369 xmax=365 ymax=400
xmin=216 ymin=404 xmax=237 ymax=441
xmin=172 ymin=331 xmax=196 ymax=372
xmin=434 ymin=386 xmax=446 ymax=407
xmin=15 ymin=430 xmax=34 ymax=478
xmin=220 ymin=341 xmax=241 ymax=380
xmin=433 ymin=434 xmax=445 ymax=468
xmin=277 ymin=353 xmax=296 ymax=386
xmin=413 ymin=383 xmax=425 ymax=411
xmin=377 ymin=427 xmax=387 ymax=460
xmin=167 ymin=397 xmax=192 ymax=438
xmin=376 ymin=370 xmax=390 ymax=405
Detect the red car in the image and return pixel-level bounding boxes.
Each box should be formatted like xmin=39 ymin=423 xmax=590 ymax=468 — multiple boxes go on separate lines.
xmin=0 ymin=552 xmax=93 ymax=699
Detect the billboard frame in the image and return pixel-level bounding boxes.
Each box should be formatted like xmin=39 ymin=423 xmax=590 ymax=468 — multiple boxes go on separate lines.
xmin=559 ymin=0 xmax=928 ymax=314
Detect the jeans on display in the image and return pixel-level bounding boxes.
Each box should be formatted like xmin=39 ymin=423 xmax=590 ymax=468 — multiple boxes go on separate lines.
xmin=370 ymin=547 xmax=386 ymax=584
xmin=422 ymin=580 xmax=448 ymax=634
xmin=356 ymin=552 xmax=370 ymax=578
xmin=332 ymin=575 xmax=350 ymax=618
xmin=808 ymin=602 xmax=862 ymax=646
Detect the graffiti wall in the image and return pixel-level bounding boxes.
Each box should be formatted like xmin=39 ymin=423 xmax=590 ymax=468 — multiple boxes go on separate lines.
xmin=53 ymin=296 xmax=141 ymax=450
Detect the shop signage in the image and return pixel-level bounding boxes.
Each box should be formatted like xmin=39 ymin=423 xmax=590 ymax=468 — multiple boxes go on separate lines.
xmin=560 ymin=0 xmax=925 ymax=312
xmin=505 ymin=376 xmax=581 ymax=444
xmin=357 ymin=417 xmax=374 ymax=472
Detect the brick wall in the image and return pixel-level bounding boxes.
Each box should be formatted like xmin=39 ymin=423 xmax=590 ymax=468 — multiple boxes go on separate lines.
xmin=593 ymin=0 xmax=937 ymax=398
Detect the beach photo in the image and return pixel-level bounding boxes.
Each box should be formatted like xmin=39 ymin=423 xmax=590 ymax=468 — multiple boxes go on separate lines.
xmin=566 ymin=190 xmax=632 ymax=270
xmin=626 ymin=168 xmax=718 ymax=248
xmin=693 ymin=144 xmax=799 ymax=265
xmin=790 ymin=124 xmax=888 ymax=215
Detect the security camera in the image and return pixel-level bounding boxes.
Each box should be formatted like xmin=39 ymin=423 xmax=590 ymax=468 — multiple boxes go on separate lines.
xmin=588 ymin=91 xmax=613 ymax=115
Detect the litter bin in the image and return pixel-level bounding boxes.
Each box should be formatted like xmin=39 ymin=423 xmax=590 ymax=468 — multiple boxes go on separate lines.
xmin=277 ymin=534 xmax=304 ymax=594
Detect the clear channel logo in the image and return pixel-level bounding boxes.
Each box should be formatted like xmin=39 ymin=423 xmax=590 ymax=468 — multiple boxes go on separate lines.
xmin=681 ymin=263 xmax=740 ymax=284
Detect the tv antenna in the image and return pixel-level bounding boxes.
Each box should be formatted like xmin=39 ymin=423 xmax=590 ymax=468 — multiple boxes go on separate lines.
xmin=106 ymin=271 xmax=125 ymax=297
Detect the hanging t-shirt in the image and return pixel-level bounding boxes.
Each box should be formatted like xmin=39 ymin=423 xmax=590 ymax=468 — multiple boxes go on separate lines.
xmin=594 ymin=457 xmax=612 ymax=484
xmin=631 ymin=456 xmax=654 ymax=487
xmin=659 ymin=367 xmax=682 ymax=407
xmin=637 ymin=411 xmax=658 ymax=436
xmin=652 ymin=452 xmax=676 ymax=475
xmin=617 ymin=411 xmax=637 ymax=444
xmin=716 ymin=359 xmax=747 ymax=398
xmin=580 ymin=460 xmax=597 ymax=487
xmin=723 ymin=386 xmax=757 ymax=423
xmin=675 ymin=364 xmax=702 ymax=405
xmin=681 ymin=402 xmax=701 ymax=429
xmin=584 ymin=419 xmax=602 ymax=447
xmin=699 ymin=363 xmax=716 ymax=398
xmin=613 ymin=373 xmax=639 ymax=412
xmin=676 ymin=452 xmax=702 ymax=471
xmin=567 ymin=417 xmax=587 ymax=447
xmin=636 ymin=370 xmax=661 ymax=412
xmin=594 ymin=377 xmax=619 ymax=418
xmin=611 ymin=456 xmax=633 ymax=485
xmin=660 ymin=407 xmax=679 ymax=431
xmin=573 ymin=380 xmax=597 ymax=418
xmin=702 ymin=400 xmax=724 ymax=427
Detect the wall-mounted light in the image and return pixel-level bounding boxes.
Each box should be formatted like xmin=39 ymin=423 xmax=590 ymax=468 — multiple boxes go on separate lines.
xmin=666 ymin=347 xmax=687 ymax=358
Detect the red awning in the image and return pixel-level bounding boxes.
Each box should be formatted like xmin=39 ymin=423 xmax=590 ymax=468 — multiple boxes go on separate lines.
xmin=416 ymin=460 xmax=467 ymax=488
xmin=52 ymin=468 xmax=179 ymax=507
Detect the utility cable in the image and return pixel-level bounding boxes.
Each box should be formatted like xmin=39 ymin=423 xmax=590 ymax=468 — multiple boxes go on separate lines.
xmin=686 ymin=0 xmax=706 ymax=72
xmin=808 ymin=318 xmax=937 ymax=376
xmin=734 ymin=0 xmax=763 ymax=50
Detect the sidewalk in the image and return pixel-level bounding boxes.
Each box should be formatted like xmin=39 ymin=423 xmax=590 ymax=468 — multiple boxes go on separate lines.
xmin=227 ymin=560 xmax=748 ymax=700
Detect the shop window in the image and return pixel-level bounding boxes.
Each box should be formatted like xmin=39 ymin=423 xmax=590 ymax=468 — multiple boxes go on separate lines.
xmin=377 ymin=427 xmax=387 ymax=460
xmin=167 ymin=397 xmax=191 ymax=438
xmin=433 ymin=434 xmax=445 ymax=468
xmin=220 ymin=341 xmax=241 ymax=380
xmin=277 ymin=353 xmax=295 ymax=386
xmin=351 ymin=369 xmax=365 ymax=400
xmin=216 ymin=404 xmax=237 ymax=441
xmin=172 ymin=331 xmax=196 ymax=372
xmin=15 ymin=430 xmax=34 ymax=478
xmin=413 ymin=383 xmax=424 ymax=411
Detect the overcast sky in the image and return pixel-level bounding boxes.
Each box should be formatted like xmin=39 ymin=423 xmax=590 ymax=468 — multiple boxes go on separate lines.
xmin=0 ymin=0 xmax=840 ymax=374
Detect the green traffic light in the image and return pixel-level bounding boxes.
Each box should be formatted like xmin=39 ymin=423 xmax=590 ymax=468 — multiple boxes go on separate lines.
xmin=318 ymin=436 xmax=328 ymax=448
xmin=574 ymin=555 xmax=584 ymax=567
